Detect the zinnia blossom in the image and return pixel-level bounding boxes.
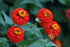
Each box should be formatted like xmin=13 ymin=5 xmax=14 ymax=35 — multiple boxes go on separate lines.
xmin=44 ymin=21 xmax=60 ymax=40
xmin=7 ymin=26 xmax=24 ymax=43
xmin=11 ymin=8 xmax=29 ymax=25
xmin=36 ymin=8 xmax=53 ymax=23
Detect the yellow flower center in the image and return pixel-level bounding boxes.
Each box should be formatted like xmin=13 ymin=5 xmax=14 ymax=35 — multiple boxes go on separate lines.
xmin=18 ymin=10 xmax=25 ymax=17
xmin=48 ymin=34 xmax=54 ymax=40
xmin=44 ymin=11 xmax=47 ymax=16
xmin=47 ymin=10 xmax=51 ymax=13
xmin=52 ymin=24 xmax=58 ymax=30
xmin=56 ymin=41 xmax=61 ymax=47
xmin=14 ymin=28 xmax=22 ymax=35
xmin=44 ymin=10 xmax=51 ymax=16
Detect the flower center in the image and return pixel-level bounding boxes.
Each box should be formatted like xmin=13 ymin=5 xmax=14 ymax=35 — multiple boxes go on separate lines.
xmin=44 ymin=10 xmax=51 ymax=16
xmin=44 ymin=11 xmax=47 ymax=16
xmin=52 ymin=24 xmax=58 ymax=30
xmin=48 ymin=34 xmax=54 ymax=40
xmin=14 ymin=28 xmax=21 ymax=35
xmin=18 ymin=10 xmax=25 ymax=17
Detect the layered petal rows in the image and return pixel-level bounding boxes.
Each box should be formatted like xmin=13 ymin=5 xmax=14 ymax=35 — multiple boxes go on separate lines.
xmin=6 ymin=8 xmax=62 ymax=46
xmin=44 ymin=21 xmax=60 ymax=40
xmin=36 ymin=8 xmax=53 ymax=23
xmin=7 ymin=26 xmax=24 ymax=43
xmin=35 ymin=8 xmax=62 ymax=47
xmin=11 ymin=8 xmax=29 ymax=25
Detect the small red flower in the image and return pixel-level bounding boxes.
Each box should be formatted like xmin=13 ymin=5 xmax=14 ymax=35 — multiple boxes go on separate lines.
xmin=7 ymin=26 xmax=24 ymax=43
xmin=53 ymin=39 xmax=62 ymax=47
xmin=44 ymin=21 xmax=60 ymax=40
xmin=11 ymin=8 xmax=29 ymax=25
xmin=36 ymin=8 xmax=53 ymax=23
xmin=48 ymin=34 xmax=55 ymax=40
xmin=65 ymin=9 xmax=70 ymax=21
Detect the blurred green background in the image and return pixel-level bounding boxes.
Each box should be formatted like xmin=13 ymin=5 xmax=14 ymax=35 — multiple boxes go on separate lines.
xmin=0 ymin=0 xmax=70 ymax=47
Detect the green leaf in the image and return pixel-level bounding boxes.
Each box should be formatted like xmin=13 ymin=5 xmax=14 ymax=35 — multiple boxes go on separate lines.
xmin=56 ymin=28 xmax=63 ymax=41
xmin=14 ymin=0 xmax=29 ymax=9
xmin=0 ymin=37 xmax=9 ymax=47
xmin=3 ymin=0 xmax=15 ymax=4
xmin=20 ymin=22 xmax=43 ymax=38
xmin=0 ymin=43 xmax=9 ymax=47
xmin=65 ymin=0 xmax=70 ymax=7
xmin=27 ymin=39 xmax=46 ymax=47
xmin=9 ymin=7 xmax=14 ymax=17
xmin=67 ymin=22 xmax=70 ymax=29
xmin=0 ymin=2 xmax=8 ymax=11
xmin=62 ymin=35 xmax=70 ymax=47
xmin=30 ymin=6 xmax=40 ymax=15
xmin=0 ymin=30 xmax=7 ymax=36
xmin=18 ymin=0 xmax=43 ymax=8
xmin=0 ymin=0 xmax=2 ymax=2
xmin=0 ymin=37 xmax=8 ymax=43
xmin=58 ymin=0 xmax=66 ymax=5
xmin=13 ymin=0 xmax=23 ymax=8
xmin=2 ymin=11 xmax=14 ymax=25
xmin=13 ymin=22 xmax=43 ymax=38
xmin=40 ymin=0 xmax=54 ymax=3
xmin=28 ymin=39 xmax=57 ymax=47
xmin=58 ymin=0 xmax=70 ymax=7
xmin=51 ymin=6 xmax=67 ymax=22
xmin=46 ymin=40 xmax=58 ymax=47
xmin=0 ymin=24 xmax=8 ymax=36
xmin=0 ymin=15 xmax=6 ymax=25
xmin=17 ymin=38 xmax=38 ymax=47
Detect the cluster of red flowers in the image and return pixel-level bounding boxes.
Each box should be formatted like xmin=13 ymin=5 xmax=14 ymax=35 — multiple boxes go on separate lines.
xmin=36 ymin=8 xmax=62 ymax=47
xmin=7 ymin=8 xmax=62 ymax=46
xmin=7 ymin=8 xmax=29 ymax=43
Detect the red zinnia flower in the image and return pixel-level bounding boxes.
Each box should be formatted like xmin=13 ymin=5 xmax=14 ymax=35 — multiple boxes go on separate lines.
xmin=65 ymin=9 xmax=70 ymax=21
xmin=11 ymin=8 xmax=29 ymax=26
xmin=7 ymin=26 xmax=24 ymax=43
xmin=36 ymin=8 xmax=53 ymax=23
xmin=53 ymin=39 xmax=62 ymax=47
xmin=44 ymin=21 xmax=60 ymax=40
